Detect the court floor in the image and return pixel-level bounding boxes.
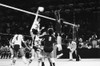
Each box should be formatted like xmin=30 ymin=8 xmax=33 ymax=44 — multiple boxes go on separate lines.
xmin=0 ymin=59 xmax=100 ymax=66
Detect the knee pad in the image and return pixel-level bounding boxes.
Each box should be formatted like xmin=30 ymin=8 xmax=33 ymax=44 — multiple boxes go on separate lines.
xmin=14 ymin=57 xmax=17 ymax=60
xmin=22 ymin=56 xmax=28 ymax=64
xmin=50 ymin=58 xmax=55 ymax=63
xmin=31 ymin=56 xmax=34 ymax=60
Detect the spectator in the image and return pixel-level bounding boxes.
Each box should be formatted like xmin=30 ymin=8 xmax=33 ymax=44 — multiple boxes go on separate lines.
xmin=78 ymin=38 xmax=84 ymax=48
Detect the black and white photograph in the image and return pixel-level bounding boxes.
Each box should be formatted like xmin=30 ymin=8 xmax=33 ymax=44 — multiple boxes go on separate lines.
xmin=0 ymin=0 xmax=100 ymax=66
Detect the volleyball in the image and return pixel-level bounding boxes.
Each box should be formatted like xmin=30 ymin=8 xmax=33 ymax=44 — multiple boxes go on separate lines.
xmin=38 ymin=7 xmax=44 ymax=12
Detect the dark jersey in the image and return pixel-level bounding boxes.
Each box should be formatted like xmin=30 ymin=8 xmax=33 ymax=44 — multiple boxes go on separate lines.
xmin=40 ymin=35 xmax=56 ymax=52
xmin=40 ymin=35 xmax=55 ymax=47
xmin=55 ymin=22 xmax=61 ymax=34
xmin=55 ymin=10 xmax=62 ymax=34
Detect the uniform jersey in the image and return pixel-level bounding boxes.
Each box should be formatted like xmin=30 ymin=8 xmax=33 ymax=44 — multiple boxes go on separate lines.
xmin=12 ymin=34 xmax=24 ymax=48
xmin=40 ymin=35 xmax=56 ymax=52
xmin=31 ymin=20 xmax=40 ymax=32
xmin=68 ymin=41 xmax=76 ymax=52
xmin=34 ymin=35 xmax=41 ymax=46
xmin=55 ymin=22 xmax=61 ymax=34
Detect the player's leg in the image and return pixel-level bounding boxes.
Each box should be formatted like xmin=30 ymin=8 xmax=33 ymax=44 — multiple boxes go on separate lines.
xmin=37 ymin=49 xmax=44 ymax=66
xmin=10 ymin=48 xmax=16 ymax=65
xmin=48 ymin=52 xmax=55 ymax=66
xmin=12 ymin=51 xmax=17 ymax=65
xmin=75 ymin=50 xmax=81 ymax=61
xmin=40 ymin=53 xmax=45 ymax=66
xmin=38 ymin=56 xmax=44 ymax=66
xmin=48 ymin=58 xmax=55 ymax=66
xmin=19 ymin=48 xmax=28 ymax=64
xmin=29 ymin=48 xmax=35 ymax=64
xmin=69 ymin=50 xmax=74 ymax=61
xmin=11 ymin=44 xmax=21 ymax=65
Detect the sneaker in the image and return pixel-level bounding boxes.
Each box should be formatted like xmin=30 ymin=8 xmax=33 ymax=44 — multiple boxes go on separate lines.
xmin=53 ymin=63 xmax=55 ymax=66
xmin=25 ymin=63 xmax=29 ymax=66
xmin=11 ymin=60 xmax=16 ymax=65
xmin=69 ymin=59 xmax=73 ymax=61
xmin=11 ymin=64 xmax=14 ymax=66
xmin=29 ymin=59 xmax=32 ymax=64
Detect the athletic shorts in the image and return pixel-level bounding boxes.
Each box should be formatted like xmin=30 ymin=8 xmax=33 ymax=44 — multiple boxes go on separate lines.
xmin=25 ymin=51 xmax=32 ymax=58
xmin=42 ymin=50 xmax=53 ymax=58
xmin=44 ymin=46 xmax=53 ymax=53
xmin=13 ymin=44 xmax=20 ymax=52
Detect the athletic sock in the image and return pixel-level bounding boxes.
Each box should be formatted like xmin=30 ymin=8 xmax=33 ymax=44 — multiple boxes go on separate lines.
xmin=29 ymin=59 xmax=32 ymax=63
xmin=53 ymin=63 xmax=55 ymax=66
xmin=50 ymin=62 xmax=52 ymax=66
xmin=42 ymin=62 xmax=45 ymax=66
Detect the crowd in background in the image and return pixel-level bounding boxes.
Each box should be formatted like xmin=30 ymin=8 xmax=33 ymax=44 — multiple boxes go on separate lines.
xmin=0 ymin=45 xmax=11 ymax=59
xmin=63 ymin=33 xmax=100 ymax=49
xmin=0 ymin=38 xmax=32 ymax=59
xmin=0 ymin=31 xmax=100 ymax=59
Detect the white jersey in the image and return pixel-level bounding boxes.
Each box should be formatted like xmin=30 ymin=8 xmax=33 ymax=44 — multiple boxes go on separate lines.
xmin=12 ymin=34 xmax=24 ymax=48
xmin=68 ymin=41 xmax=76 ymax=52
xmin=34 ymin=35 xmax=41 ymax=46
xmin=31 ymin=20 xmax=40 ymax=32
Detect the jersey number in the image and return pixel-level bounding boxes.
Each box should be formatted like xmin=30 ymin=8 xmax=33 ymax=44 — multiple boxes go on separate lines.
xmin=49 ymin=37 xmax=52 ymax=41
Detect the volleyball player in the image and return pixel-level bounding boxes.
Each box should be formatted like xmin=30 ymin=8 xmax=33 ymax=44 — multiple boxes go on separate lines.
xmin=30 ymin=17 xmax=45 ymax=66
xmin=39 ymin=28 xmax=57 ymax=66
xmin=9 ymin=34 xmax=28 ymax=66
xmin=67 ymin=40 xmax=77 ymax=61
